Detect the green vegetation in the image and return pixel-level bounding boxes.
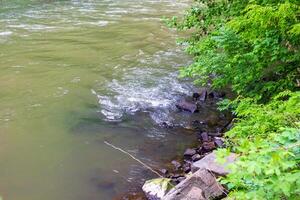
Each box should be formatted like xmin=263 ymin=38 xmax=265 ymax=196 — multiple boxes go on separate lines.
xmin=167 ymin=0 xmax=300 ymax=199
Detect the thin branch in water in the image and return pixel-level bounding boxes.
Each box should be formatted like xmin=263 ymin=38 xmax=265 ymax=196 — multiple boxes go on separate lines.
xmin=104 ymin=141 xmax=163 ymax=178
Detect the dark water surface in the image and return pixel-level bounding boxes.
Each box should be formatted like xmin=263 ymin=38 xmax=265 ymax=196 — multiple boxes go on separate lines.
xmin=0 ymin=1 xmax=222 ymax=200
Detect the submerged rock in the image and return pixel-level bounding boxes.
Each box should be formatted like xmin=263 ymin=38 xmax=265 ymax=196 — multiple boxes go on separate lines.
xmin=142 ymin=178 xmax=173 ymax=200
xmin=171 ymin=160 xmax=181 ymax=171
xmin=183 ymin=148 xmax=197 ymax=157
xmin=175 ymin=99 xmax=198 ymax=113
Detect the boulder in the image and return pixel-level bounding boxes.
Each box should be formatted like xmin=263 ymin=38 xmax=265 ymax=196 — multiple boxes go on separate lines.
xmin=192 ymin=151 xmax=237 ymax=176
xmin=175 ymin=99 xmax=198 ymax=113
xmin=142 ymin=178 xmax=173 ymax=200
xmin=162 ymin=169 xmax=225 ymax=200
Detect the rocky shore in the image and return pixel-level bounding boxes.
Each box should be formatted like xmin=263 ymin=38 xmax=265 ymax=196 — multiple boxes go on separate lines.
xmin=118 ymin=88 xmax=235 ymax=200
xmin=141 ymin=89 xmax=236 ymax=200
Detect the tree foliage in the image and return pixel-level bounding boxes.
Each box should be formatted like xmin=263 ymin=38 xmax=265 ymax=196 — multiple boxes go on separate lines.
xmin=168 ymin=0 xmax=300 ymax=199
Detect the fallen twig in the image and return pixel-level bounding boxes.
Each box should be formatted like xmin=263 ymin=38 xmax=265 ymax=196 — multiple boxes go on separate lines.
xmin=104 ymin=141 xmax=163 ymax=178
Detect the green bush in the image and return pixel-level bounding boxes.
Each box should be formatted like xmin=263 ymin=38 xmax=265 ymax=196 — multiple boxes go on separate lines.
xmin=168 ymin=0 xmax=300 ymax=199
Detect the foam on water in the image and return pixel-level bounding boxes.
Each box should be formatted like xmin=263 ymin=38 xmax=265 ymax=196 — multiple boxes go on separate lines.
xmin=92 ymin=49 xmax=194 ymax=124
xmin=0 ymin=31 xmax=12 ymax=36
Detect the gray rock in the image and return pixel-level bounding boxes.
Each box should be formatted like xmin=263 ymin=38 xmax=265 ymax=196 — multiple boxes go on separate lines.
xmin=171 ymin=160 xmax=181 ymax=170
xmin=142 ymin=178 xmax=173 ymax=200
xmin=199 ymin=89 xmax=207 ymax=102
xmin=184 ymin=148 xmax=197 ymax=157
xmin=200 ymin=132 xmax=209 ymax=142
xmin=214 ymin=137 xmax=225 ymax=148
xmin=163 ymin=169 xmax=225 ymax=200
xmin=192 ymin=92 xmax=200 ymax=100
xmin=176 ymin=99 xmax=198 ymax=113
xmin=202 ymin=141 xmax=216 ymax=152
xmin=192 ymin=151 xmax=237 ymax=176
xmin=191 ymin=154 xmax=202 ymax=162
xmin=183 ymin=163 xmax=191 ymax=173
xmin=160 ymin=169 xmax=168 ymax=175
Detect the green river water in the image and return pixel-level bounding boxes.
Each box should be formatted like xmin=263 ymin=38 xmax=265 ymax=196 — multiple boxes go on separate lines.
xmin=0 ymin=1 xmax=216 ymax=199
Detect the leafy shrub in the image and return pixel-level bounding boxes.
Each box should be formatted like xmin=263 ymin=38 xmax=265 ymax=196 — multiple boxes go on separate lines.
xmin=168 ymin=0 xmax=300 ymax=199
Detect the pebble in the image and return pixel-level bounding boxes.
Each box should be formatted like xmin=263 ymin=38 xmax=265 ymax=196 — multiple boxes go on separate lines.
xmin=191 ymin=154 xmax=202 ymax=162
xmin=160 ymin=169 xmax=168 ymax=175
xmin=171 ymin=160 xmax=181 ymax=170
xmin=202 ymin=141 xmax=216 ymax=152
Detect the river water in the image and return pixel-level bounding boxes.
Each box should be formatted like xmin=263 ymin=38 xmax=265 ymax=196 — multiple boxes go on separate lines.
xmin=0 ymin=1 xmax=210 ymax=199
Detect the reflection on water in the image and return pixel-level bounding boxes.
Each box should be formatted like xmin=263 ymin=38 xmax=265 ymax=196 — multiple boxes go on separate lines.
xmin=0 ymin=0 xmax=207 ymax=200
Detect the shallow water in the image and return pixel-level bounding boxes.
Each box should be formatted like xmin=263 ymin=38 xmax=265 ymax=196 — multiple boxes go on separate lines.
xmin=0 ymin=1 xmax=219 ymax=199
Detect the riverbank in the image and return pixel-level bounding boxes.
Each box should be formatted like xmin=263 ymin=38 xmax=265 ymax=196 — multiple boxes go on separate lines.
xmin=159 ymin=1 xmax=300 ymax=199
xmin=116 ymin=89 xmax=233 ymax=199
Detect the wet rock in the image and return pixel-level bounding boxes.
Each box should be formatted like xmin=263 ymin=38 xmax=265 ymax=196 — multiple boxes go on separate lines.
xmin=160 ymin=169 xmax=168 ymax=175
xmin=208 ymin=132 xmax=223 ymax=137
xmin=183 ymin=163 xmax=191 ymax=173
xmin=171 ymin=174 xmax=185 ymax=184
xmin=142 ymin=178 xmax=173 ymax=200
xmin=202 ymin=141 xmax=216 ymax=152
xmin=171 ymin=174 xmax=182 ymax=179
xmin=192 ymin=92 xmax=200 ymax=100
xmin=160 ymin=122 xmax=173 ymax=129
xmin=191 ymin=154 xmax=202 ymax=162
xmin=175 ymin=99 xmax=198 ymax=113
xmin=176 ymin=176 xmax=186 ymax=183
xmin=171 ymin=160 xmax=181 ymax=170
xmin=199 ymin=89 xmax=207 ymax=102
xmin=191 ymin=120 xmax=207 ymax=131
xmin=218 ymin=91 xmax=226 ymax=98
xmin=166 ymin=173 xmax=174 ymax=179
xmin=192 ymin=120 xmax=206 ymax=126
xmin=162 ymin=169 xmax=225 ymax=200
xmin=200 ymin=132 xmax=209 ymax=142
xmin=208 ymin=91 xmax=225 ymax=99
xmin=183 ymin=148 xmax=197 ymax=157
xmin=115 ymin=192 xmax=146 ymax=200
xmin=214 ymin=137 xmax=225 ymax=148
xmin=216 ymin=127 xmax=223 ymax=134
xmin=222 ymin=119 xmax=236 ymax=132
xmin=192 ymin=151 xmax=238 ymax=176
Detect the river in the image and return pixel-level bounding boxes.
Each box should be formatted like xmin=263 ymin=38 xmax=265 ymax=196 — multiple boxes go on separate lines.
xmin=0 ymin=1 xmax=206 ymax=199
